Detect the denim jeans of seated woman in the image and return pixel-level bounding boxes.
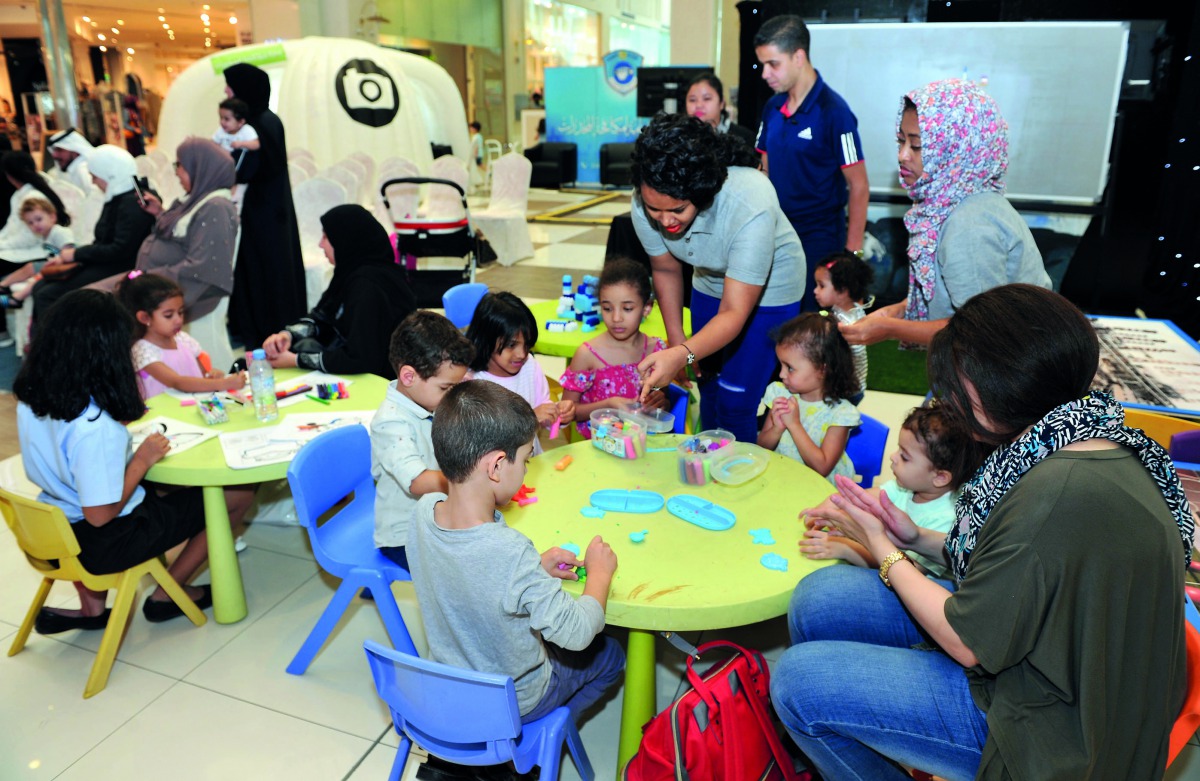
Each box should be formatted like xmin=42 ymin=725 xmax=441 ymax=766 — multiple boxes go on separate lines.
xmin=770 ymin=565 xmax=989 ymax=781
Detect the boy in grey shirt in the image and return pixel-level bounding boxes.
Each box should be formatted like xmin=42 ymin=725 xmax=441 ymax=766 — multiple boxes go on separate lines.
xmin=408 ymin=381 xmax=624 ymax=721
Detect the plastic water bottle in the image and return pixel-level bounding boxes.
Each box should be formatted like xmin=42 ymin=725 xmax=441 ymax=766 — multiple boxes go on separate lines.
xmin=248 ymin=349 xmax=279 ymax=422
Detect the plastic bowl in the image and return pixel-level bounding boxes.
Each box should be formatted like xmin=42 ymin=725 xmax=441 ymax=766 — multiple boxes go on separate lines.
xmin=710 ymin=444 xmax=770 ymax=486
xmin=628 ymin=407 xmax=675 ymax=434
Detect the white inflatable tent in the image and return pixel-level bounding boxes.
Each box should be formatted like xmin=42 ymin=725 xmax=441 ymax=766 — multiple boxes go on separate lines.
xmin=155 ymin=37 xmax=471 ymax=177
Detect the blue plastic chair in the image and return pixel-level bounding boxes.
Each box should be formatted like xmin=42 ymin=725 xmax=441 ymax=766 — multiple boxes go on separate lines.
xmin=845 ymin=413 xmax=889 ymax=487
xmin=442 ymin=282 xmax=489 ymax=328
xmin=665 ymin=383 xmax=688 ymax=433
xmin=363 ymin=639 xmax=594 ymax=781
xmin=285 ymin=426 xmax=417 ymax=675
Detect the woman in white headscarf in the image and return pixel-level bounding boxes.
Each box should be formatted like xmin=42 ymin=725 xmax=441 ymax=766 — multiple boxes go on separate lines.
xmin=32 ymin=145 xmax=154 ymax=327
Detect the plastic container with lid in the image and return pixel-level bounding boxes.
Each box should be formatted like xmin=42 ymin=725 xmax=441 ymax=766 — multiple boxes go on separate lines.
xmin=589 ymin=408 xmax=647 ymax=459
xmin=676 ymin=429 xmax=735 ymax=485
xmin=710 ymin=443 xmax=771 ymax=486
xmin=625 ymin=405 xmax=675 ymax=434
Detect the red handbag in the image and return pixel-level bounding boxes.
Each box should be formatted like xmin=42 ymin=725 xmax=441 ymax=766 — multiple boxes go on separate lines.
xmin=623 ymin=639 xmax=804 ymax=781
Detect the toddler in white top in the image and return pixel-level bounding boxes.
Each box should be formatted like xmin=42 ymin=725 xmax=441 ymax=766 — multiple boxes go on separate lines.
xmin=799 ymin=405 xmax=983 ymax=578
xmin=812 ymin=250 xmax=875 ymax=404
xmin=212 ymin=98 xmax=259 ymax=208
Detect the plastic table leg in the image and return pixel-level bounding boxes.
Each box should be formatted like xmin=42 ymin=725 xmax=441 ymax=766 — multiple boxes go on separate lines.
xmin=617 ymin=628 xmax=657 ymax=776
xmin=203 ymin=485 xmax=247 ymax=624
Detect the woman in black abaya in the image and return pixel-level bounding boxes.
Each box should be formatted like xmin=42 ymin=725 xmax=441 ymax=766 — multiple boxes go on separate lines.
xmin=223 ymin=62 xmax=307 ymax=348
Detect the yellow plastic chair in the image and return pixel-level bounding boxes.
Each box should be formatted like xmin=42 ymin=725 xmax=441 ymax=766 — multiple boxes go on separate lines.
xmin=1122 ymin=407 xmax=1200 ymax=449
xmin=0 ymin=487 xmax=207 ymax=698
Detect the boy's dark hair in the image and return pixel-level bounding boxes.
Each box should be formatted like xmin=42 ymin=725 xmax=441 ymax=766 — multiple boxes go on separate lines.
xmin=819 ymin=251 xmax=874 ymax=303
xmin=14 ymin=289 xmax=144 ymax=422
xmin=115 ymin=271 xmax=185 ymax=339
xmin=19 ymin=197 xmax=56 ymax=218
xmin=219 ymin=98 xmax=251 ymax=122
xmin=469 ymin=121 xmax=482 ymax=132
xmin=389 ymin=310 xmax=474 ymax=378
xmin=771 ymin=312 xmax=859 ymax=402
xmin=433 ymin=381 xmax=538 ymax=483
xmin=599 ymin=255 xmax=652 ymax=306
xmin=929 ymin=284 xmax=1098 ymax=445
xmin=902 ymin=405 xmax=983 ymax=489
xmin=466 ymin=291 xmax=538 ymax=372
xmin=753 ymin=14 xmax=811 ymax=56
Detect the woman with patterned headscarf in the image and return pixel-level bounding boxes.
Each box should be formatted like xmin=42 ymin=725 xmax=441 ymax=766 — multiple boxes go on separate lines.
xmin=840 ymin=80 xmax=1050 ymax=347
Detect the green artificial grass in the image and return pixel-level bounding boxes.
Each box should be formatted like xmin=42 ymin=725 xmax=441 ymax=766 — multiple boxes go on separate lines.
xmin=865 ymin=341 xmax=931 ymax=397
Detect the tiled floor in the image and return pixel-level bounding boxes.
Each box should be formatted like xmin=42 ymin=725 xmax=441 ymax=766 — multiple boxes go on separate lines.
xmin=1 ymin=188 xmax=1198 ymax=779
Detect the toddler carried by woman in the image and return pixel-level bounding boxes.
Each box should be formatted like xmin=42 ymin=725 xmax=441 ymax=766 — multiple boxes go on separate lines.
xmin=757 ymin=312 xmax=861 ymax=482
xmin=560 ymin=257 xmax=667 ymax=438
xmin=117 ymin=271 xmax=245 ymax=399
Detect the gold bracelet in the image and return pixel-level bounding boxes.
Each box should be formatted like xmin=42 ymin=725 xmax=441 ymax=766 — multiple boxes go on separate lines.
xmin=878 ymin=550 xmax=910 ymax=588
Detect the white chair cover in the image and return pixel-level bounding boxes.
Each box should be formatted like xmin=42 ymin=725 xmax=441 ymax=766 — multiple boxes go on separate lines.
xmin=148 ymin=148 xmax=170 ymax=173
xmin=377 ymin=158 xmax=420 ymax=227
xmin=471 ymin=153 xmax=534 ymax=267
xmin=288 ymin=148 xmax=316 ymax=163
xmin=288 ymin=161 xmax=309 ymax=185
xmin=70 ymin=187 xmax=106 ymax=247
xmin=348 ymin=151 xmax=375 ymax=195
xmin=183 ymin=294 xmax=234 ymax=374
xmin=135 ymin=155 xmax=156 ymax=182
xmin=291 ymin=156 xmax=318 ymax=178
xmin=322 ymin=166 xmax=359 ymax=208
xmin=334 ymin=157 xmax=368 ymax=204
xmin=52 ymin=181 xmax=85 ymax=233
xmin=426 ymin=155 xmax=468 ymax=222
xmin=293 ymin=176 xmax=348 ymax=309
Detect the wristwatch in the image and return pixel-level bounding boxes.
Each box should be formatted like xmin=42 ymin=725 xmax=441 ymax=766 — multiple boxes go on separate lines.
xmin=680 ymin=342 xmax=696 ymax=366
xmin=878 ymin=550 xmax=910 ymax=588
xmin=845 ymin=247 xmax=865 ymax=259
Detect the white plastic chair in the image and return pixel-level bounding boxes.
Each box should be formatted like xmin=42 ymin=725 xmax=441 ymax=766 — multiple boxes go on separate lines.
xmin=348 ymin=152 xmax=375 ymax=196
xmin=292 ymin=176 xmax=348 ymax=308
xmin=134 ymin=155 xmax=156 ymax=183
xmin=52 ymin=181 xmax=85 ymax=230
xmin=148 ymin=148 xmax=169 ymax=174
xmin=288 ymin=148 xmax=316 ymax=163
xmin=472 ymin=153 xmax=534 ymax=267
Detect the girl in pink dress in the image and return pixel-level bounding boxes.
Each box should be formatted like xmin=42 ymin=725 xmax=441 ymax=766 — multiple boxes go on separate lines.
xmin=116 ymin=271 xmax=246 ymax=400
xmin=560 ymin=257 xmax=669 ymax=438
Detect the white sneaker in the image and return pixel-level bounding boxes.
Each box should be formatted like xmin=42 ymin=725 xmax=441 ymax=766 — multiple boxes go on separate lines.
xmin=234 ymin=536 xmax=247 ymax=553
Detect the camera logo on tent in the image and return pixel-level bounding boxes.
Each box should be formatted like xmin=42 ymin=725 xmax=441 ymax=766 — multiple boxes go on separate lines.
xmin=335 ymin=58 xmax=399 ymax=127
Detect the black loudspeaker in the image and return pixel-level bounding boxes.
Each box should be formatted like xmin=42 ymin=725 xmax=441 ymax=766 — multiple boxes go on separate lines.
xmin=736 ymin=0 xmax=809 ymax=134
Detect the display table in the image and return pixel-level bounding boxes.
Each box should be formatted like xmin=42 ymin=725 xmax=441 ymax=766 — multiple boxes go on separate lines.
xmin=530 ymin=299 xmax=691 ymax=359
xmin=1090 ymin=315 xmax=1200 ymax=417
xmin=137 ymin=370 xmax=389 ymax=624
xmin=503 ymin=437 xmax=835 ymax=773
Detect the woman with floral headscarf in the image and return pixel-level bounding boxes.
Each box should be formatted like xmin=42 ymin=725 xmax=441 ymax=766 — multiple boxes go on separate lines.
xmin=840 ymin=80 xmax=1050 ymax=347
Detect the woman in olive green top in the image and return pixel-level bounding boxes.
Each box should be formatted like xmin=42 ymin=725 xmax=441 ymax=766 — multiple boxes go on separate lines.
xmin=774 ymin=284 xmax=1190 ymax=780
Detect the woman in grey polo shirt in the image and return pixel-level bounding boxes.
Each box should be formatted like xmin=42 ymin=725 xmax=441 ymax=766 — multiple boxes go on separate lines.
xmin=841 ymin=79 xmax=1049 ymax=347
xmin=631 ymin=113 xmax=803 ymax=443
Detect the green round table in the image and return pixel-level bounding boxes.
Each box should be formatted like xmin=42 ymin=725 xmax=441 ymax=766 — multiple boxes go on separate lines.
xmin=503 ymin=437 xmax=835 ymax=774
xmin=530 ymin=299 xmax=692 ymax=359
xmin=136 ymin=370 xmax=389 ymax=624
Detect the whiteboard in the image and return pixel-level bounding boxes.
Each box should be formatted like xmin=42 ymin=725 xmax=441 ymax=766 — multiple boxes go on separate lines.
xmin=809 ymin=22 xmax=1129 ymax=205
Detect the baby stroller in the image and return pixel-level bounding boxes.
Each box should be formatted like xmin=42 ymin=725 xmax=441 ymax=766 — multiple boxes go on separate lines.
xmin=380 ymin=176 xmax=480 ymax=308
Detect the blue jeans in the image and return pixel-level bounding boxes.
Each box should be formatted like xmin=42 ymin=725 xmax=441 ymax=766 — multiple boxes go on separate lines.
xmin=523 ymin=634 xmax=625 ymax=724
xmin=690 ymin=290 xmax=799 ymax=444
xmin=771 ymin=566 xmax=989 ymax=781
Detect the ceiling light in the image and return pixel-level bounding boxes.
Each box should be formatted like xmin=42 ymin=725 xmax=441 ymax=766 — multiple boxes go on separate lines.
xmin=158 ymin=15 xmax=165 ymax=21
xmin=200 ymin=13 xmax=210 ymax=22
xmin=162 ymin=23 xmax=169 ymax=28
xmin=99 ymin=45 xmax=106 ymax=51
xmin=97 ymin=33 xmax=105 ymax=40
xmin=117 ymin=19 xmax=123 ymax=25
xmin=203 ymin=4 xmax=210 ymax=9
xmin=90 ymin=21 xmax=96 ymax=26
xmin=204 ymin=27 xmax=210 ymax=33
xmin=127 ymin=47 xmax=134 ymax=54
xmin=205 ymin=41 xmax=211 ymax=47
xmin=81 ymin=15 xmax=90 ymax=21
xmin=111 ymin=27 xmax=118 ymax=33
xmin=229 ymin=15 xmax=237 ymax=24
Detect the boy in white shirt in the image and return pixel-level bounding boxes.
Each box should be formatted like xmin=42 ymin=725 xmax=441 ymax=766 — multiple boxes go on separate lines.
xmin=370 ymin=311 xmax=473 ymax=565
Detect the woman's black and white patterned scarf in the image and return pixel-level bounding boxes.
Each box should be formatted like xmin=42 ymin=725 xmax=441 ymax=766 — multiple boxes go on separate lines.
xmin=946 ymin=390 xmax=1194 ymax=583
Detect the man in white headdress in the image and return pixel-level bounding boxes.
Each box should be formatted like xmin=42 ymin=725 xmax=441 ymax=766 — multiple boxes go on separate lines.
xmin=46 ymin=127 xmax=95 ymax=193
